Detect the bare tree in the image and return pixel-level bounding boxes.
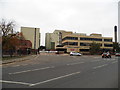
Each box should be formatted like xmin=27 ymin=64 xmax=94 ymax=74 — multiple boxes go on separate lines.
xmin=0 ymin=19 xmax=15 ymax=36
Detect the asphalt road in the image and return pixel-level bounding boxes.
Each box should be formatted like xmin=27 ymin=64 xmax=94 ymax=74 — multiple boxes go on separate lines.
xmin=1 ymin=54 xmax=119 ymax=88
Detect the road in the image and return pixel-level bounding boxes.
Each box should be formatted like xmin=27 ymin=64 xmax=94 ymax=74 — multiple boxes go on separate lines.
xmin=1 ymin=55 xmax=119 ymax=88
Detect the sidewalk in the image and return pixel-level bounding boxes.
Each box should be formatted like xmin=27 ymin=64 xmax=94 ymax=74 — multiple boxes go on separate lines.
xmin=1 ymin=55 xmax=37 ymax=64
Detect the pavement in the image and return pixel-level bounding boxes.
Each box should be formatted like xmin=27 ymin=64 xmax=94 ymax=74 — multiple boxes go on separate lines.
xmin=1 ymin=53 xmax=69 ymax=65
xmin=1 ymin=55 xmax=119 ymax=88
xmin=2 ymin=55 xmax=37 ymax=64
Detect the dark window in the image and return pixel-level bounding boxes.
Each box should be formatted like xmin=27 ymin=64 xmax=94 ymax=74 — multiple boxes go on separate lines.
xmin=80 ymin=43 xmax=90 ymax=46
xmin=80 ymin=49 xmax=89 ymax=52
xmin=80 ymin=43 xmax=102 ymax=46
xmin=104 ymin=39 xmax=112 ymax=42
xmin=62 ymin=37 xmax=78 ymax=41
xmin=63 ymin=42 xmax=78 ymax=46
xmin=80 ymin=37 xmax=102 ymax=41
xmin=104 ymin=44 xmax=113 ymax=47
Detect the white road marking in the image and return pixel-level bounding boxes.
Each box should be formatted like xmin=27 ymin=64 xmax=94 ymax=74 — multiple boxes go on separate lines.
xmin=34 ymin=55 xmax=39 ymax=59
xmin=67 ymin=62 xmax=84 ymax=66
xmin=9 ymin=66 xmax=55 ymax=75
xmin=30 ymin=71 xmax=80 ymax=87
xmin=111 ymin=61 xmax=118 ymax=64
xmin=93 ymin=64 xmax=108 ymax=69
xmin=0 ymin=80 xmax=33 ymax=86
xmin=91 ymin=60 xmax=101 ymax=62
xmin=12 ymin=65 xmax=20 ymax=67
xmin=94 ymin=57 xmax=100 ymax=58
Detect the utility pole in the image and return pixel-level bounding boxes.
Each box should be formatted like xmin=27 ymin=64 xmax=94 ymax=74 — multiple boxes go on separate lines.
xmin=114 ymin=26 xmax=117 ymax=43
xmin=34 ymin=28 xmax=36 ymax=49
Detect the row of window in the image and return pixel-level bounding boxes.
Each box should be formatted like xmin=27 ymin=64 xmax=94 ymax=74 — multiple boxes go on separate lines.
xmin=62 ymin=37 xmax=112 ymax=42
xmin=62 ymin=42 xmax=113 ymax=47
xmin=80 ymin=43 xmax=102 ymax=46
xmin=62 ymin=37 xmax=78 ymax=41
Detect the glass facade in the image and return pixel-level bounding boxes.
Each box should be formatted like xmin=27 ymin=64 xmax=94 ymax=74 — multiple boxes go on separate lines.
xmin=80 ymin=37 xmax=102 ymax=41
xmin=62 ymin=37 xmax=78 ymax=41
xmin=80 ymin=43 xmax=102 ymax=46
xmin=104 ymin=39 xmax=112 ymax=42
xmin=104 ymin=44 xmax=113 ymax=47
xmin=63 ymin=42 xmax=78 ymax=46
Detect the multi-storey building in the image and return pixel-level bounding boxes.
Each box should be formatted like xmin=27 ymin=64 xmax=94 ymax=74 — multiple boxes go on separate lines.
xmin=21 ymin=27 xmax=40 ymax=49
xmin=55 ymin=32 xmax=113 ymax=54
xmin=59 ymin=33 xmax=113 ymax=54
xmin=45 ymin=30 xmax=72 ymax=50
xmin=46 ymin=30 xmax=113 ymax=53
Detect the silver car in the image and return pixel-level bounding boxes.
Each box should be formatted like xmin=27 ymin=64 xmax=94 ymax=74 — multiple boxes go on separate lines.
xmin=70 ymin=52 xmax=82 ymax=56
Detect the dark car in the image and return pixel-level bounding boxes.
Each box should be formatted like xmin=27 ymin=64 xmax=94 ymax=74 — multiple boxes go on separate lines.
xmin=102 ymin=53 xmax=111 ymax=58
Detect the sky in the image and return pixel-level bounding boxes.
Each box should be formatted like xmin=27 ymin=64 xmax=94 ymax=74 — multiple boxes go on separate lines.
xmin=0 ymin=0 xmax=119 ymax=45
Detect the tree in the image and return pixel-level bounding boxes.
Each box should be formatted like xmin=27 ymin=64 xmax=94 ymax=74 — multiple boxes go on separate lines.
xmin=2 ymin=36 xmax=19 ymax=57
xmin=0 ymin=19 xmax=15 ymax=36
xmin=113 ymin=42 xmax=120 ymax=53
xmin=89 ymin=42 xmax=101 ymax=55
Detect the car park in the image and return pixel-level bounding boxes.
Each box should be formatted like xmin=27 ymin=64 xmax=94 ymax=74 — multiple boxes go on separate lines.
xmin=102 ymin=52 xmax=111 ymax=58
xmin=70 ymin=52 xmax=82 ymax=56
xmin=115 ymin=53 xmax=120 ymax=56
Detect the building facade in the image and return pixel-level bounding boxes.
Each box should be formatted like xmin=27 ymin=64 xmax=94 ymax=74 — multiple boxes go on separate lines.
xmin=45 ymin=30 xmax=72 ymax=50
xmin=21 ymin=27 xmax=40 ymax=49
xmin=59 ymin=33 xmax=113 ymax=54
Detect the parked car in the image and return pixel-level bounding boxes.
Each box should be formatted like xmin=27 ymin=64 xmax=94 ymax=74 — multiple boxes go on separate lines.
xmin=102 ymin=52 xmax=111 ymax=58
xmin=70 ymin=52 xmax=82 ymax=56
xmin=115 ymin=53 xmax=120 ymax=56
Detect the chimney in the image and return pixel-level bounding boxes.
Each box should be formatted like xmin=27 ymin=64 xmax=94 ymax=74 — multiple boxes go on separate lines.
xmin=114 ymin=26 xmax=117 ymax=43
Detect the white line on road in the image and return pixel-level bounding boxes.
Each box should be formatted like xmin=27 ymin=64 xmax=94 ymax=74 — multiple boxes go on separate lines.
xmin=91 ymin=60 xmax=101 ymax=62
xmin=111 ymin=61 xmax=118 ymax=64
xmin=94 ymin=57 xmax=100 ymax=58
xmin=12 ymin=65 xmax=20 ymax=67
xmin=0 ymin=80 xmax=33 ymax=86
xmin=93 ymin=64 xmax=108 ymax=69
xmin=34 ymin=55 xmax=40 ymax=60
xmin=30 ymin=71 xmax=80 ymax=87
xmin=66 ymin=62 xmax=84 ymax=66
xmin=9 ymin=66 xmax=55 ymax=75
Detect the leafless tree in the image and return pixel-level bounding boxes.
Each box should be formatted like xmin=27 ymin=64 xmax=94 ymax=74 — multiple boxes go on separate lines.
xmin=0 ymin=19 xmax=15 ymax=36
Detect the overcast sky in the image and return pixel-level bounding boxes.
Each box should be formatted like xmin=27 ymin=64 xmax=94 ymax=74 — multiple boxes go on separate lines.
xmin=0 ymin=0 xmax=119 ymax=45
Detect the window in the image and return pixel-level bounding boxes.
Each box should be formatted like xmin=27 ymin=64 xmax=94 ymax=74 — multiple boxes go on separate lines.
xmin=80 ymin=43 xmax=90 ymax=46
xmin=104 ymin=44 xmax=112 ymax=47
xmin=63 ymin=42 xmax=78 ymax=46
xmin=80 ymin=43 xmax=102 ymax=46
xmin=80 ymin=49 xmax=89 ymax=52
xmin=62 ymin=37 xmax=78 ymax=41
xmin=104 ymin=39 xmax=112 ymax=42
xmin=80 ymin=37 xmax=102 ymax=41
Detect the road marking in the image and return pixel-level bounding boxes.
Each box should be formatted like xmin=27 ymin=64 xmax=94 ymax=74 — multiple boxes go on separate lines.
xmin=67 ymin=62 xmax=84 ymax=66
xmin=12 ymin=65 xmax=20 ymax=67
xmin=9 ymin=66 xmax=55 ymax=75
xmin=93 ymin=64 xmax=108 ymax=69
xmin=94 ymin=57 xmax=100 ymax=58
xmin=0 ymin=80 xmax=33 ymax=86
xmin=91 ymin=60 xmax=101 ymax=62
xmin=111 ymin=61 xmax=118 ymax=64
xmin=30 ymin=71 xmax=80 ymax=87
xmin=34 ymin=55 xmax=40 ymax=59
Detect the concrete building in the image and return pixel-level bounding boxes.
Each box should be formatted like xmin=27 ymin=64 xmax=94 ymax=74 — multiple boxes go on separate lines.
xmin=58 ymin=33 xmax=113 ymax=54
xmin=45 ymin=30 xmax=72 ymax=50
xmin=21 ymin=27 xmax=40 ymax=49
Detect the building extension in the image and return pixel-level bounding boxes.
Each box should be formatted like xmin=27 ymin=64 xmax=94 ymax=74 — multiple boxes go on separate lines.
xmin=21 ymin=27 xmax=40 ymax=49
